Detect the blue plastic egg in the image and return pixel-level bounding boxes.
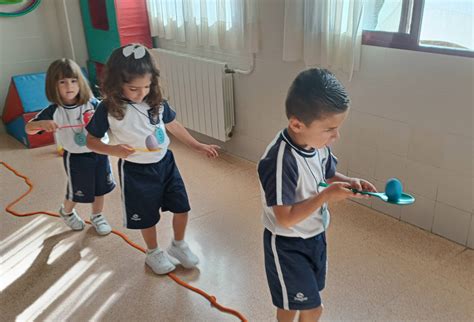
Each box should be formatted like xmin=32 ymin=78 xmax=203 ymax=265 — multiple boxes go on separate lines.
xmin=385 ymin=178 xmax=403 ymax=201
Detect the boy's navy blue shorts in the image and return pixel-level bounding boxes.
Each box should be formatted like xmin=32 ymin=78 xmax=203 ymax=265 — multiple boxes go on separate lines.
xmin=118 ymin=150 xmax=191 ymax=230
xmin=264 ymin=229 xmax=327 ymax=311
xmin=63 ymin=151 xmax=115 ymax=203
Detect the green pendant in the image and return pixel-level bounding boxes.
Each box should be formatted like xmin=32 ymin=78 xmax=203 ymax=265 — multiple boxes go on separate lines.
xmin=74 ymin=132 xmax=87 ymax=146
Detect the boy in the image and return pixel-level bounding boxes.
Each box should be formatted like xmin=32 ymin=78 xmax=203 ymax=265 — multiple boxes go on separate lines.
xmin=258 ymin=68 xmax=376 ymax=322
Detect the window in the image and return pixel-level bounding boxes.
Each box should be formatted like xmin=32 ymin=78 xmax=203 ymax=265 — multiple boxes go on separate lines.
xmin=146 ymin=0 xmax=258 ymax=53
xmin=362 ymin=0 xmax=473 ymax=57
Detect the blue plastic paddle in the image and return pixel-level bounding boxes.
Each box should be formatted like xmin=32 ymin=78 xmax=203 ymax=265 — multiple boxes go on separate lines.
xmin=318 ymin=182 xmax=415 ymax=205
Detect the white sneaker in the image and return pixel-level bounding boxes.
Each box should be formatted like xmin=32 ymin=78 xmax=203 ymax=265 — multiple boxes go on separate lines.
xmin=90 ymin=214 xmax=112 ymax=236
xmin=59 ymin=207 xmax=85 ymax=231
xmin=167 ymin=240 xmax=199 ymax=269
xmin=145 ymin=248 xmax=176 ymax=275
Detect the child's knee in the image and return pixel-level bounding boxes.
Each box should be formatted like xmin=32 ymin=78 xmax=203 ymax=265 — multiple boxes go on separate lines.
xmin=299 ymin=305 xmax=323 ymax=321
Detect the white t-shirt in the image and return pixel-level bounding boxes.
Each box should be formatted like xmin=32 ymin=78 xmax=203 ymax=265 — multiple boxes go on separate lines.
xmin=31 ymin=99 xmax=107 ymax=153
xmin=257 ymin=129 xmax=338 ymax=239
xmin=86 ymin=100 xmax=176 ymax=164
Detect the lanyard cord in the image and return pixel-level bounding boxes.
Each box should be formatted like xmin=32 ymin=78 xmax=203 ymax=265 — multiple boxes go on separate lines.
xmin=303 ymin=150 xmax=326 ymax=191
xmin=303 ymin=150 xmax=328 ymax=230
xmin=63 ymin=104 xmax=83 ymax=134
xmin=128 ymin=103 xmax=160 ymax=127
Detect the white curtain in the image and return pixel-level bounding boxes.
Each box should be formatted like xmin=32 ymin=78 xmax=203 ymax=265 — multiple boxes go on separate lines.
xmin=146 ymin=0 xmax=259 ymax=53
xmin=283 ymin=0 xmax=364 ymax=79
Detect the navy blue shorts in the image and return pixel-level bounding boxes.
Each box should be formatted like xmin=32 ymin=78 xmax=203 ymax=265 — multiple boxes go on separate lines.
xmin=264 ymin=229 xmax=327 ymax=310
xmin=118 ymin=150 xmax=191 ymax=230
xmin=63 ymin=151 xmax=115 ymax=203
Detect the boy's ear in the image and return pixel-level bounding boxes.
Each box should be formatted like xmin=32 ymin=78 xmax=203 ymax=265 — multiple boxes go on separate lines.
xmin=288 ymin=116 xmax=305 ymax=133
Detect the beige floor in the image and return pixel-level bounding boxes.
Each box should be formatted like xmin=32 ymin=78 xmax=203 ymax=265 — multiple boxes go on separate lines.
xmin=1 ymin=132 xmax=473 ymax=322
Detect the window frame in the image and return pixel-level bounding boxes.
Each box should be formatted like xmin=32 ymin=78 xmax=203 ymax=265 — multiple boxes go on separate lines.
xmin=362 ymin=0 xmax=474 ymax=58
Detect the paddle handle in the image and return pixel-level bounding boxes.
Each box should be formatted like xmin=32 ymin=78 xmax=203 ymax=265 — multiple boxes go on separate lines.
xmin=58 ymin=124 xmax=86 ymax=129
xmin=318 ymin=182 xmax=375 ymax=196
xmin=132 ymin=147 xmax=162 ymax=153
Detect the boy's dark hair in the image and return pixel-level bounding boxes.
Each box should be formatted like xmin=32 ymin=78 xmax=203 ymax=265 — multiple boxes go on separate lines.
xmin=101 ymin=44 xmax=162 ymax=120
xmin=45 ymin=58 xmax=92 ymax=106
xmin=285 ymin=68 xmax=350 ymax=125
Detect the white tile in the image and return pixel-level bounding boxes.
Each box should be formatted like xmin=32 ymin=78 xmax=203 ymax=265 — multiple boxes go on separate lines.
xmin=433 ymin=203 xmax=471 ymax=245
xmin=437 ymin=174 xmax=473 ymax=213
xmin=226 ymin=135 xmax=268 ymax=163
xmin=330 ymin=138 xmax=350 ymax=176
xmin=472 ymin=177 xmax=474 ymax=212
xmin=348 ymin=111 xmax=380 ymax=149
xmin=374 ymin=151 xmax=407 ymax=182
xmin=404 ymin=160 xmax=440 ymax=200
xmin=400 ymin=193 xmax=436 ymax=231
xmin=339 ymin=110 xmax=353 ymax=139
xmin=467 ymin=214 xmax=474 ymax=249
xmin=441 ymin=134 xmax=473 ymax=177
xmin=348 ymin=145 xmax=377 ymax=178
xmin=260 ymin=117 xmax=283 ymax=145
xmin=407 ymin=128 xmax=444 ymax=168
xmin=372 ymin=197 xmax=402 ymax=219
xmin=375 ymin=118 xmax=411 ymax=157
xmin=350 ymin=197 xmax=373 ymax=208
xmin=335 ymin=156 xmax=349 ymax=176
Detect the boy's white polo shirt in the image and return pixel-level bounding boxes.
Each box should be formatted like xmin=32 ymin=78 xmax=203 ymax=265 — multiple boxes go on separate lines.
xmin=258 ymin=129 xmax=338 ymax=239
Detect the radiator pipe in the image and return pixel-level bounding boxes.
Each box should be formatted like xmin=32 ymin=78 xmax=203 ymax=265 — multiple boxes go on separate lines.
xmin=226 ymin=53 xmax=255 ymax=75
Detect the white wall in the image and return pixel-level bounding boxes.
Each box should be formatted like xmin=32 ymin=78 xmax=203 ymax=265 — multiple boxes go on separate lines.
xmin=1 ymin=0 xmax=472 ymax=247
xmin=337 ymin=46 xmax=473 ymax=247
xmin=188 ymin=0 xmax=474 ymax=247
xmin=0 ymin=0 xmax=87 ymax=118
xmin=54 ymin=0 xmax=88 ymax=68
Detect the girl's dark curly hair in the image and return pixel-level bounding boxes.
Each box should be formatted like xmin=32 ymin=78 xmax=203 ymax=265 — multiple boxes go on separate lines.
xmin=101 ymin=44 xmax=162 ymax=120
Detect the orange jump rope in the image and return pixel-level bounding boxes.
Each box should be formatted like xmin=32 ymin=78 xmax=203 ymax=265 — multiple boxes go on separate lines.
xmin=1 ymin=161 xmax=248 ymax=322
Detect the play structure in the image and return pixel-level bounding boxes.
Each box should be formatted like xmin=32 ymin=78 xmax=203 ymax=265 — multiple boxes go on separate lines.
xmin=2 ymin=72 xmax=55 ymax=148
xmin=79 ymin=0 xmax=152 ymax=88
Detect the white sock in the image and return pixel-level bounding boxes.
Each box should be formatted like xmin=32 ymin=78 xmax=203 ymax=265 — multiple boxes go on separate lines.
xmin=60 ymin=206 xmax=73 ymax=216
xmin=173 ymin=239 xmax=185 ymax=247
xmin=146 ymin=247 xmax=161 ymax=254
xmin=91 ymin=213 xmax=102 ymax=219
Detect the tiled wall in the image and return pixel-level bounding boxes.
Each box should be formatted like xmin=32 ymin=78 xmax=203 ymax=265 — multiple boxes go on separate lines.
xmin=330 ymin=46 xmax=473 ymax=247
xmin=217 ymin=0 xmax=474 ymax=247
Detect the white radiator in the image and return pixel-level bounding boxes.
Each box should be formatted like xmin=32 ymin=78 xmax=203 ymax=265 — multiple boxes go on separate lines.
xmin=152 ymin=49 xmax=235 ymax=142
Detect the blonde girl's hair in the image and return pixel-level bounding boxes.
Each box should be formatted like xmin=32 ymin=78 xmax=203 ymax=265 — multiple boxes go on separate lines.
xmin=45 ymin=58 xmax=92 ymax=106
xmin=101 ymin=44 xmax=162 ymax=120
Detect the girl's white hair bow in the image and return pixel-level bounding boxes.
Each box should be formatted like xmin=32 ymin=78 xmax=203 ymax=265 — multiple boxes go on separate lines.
xmin=122 ymin=45 xmax=146 ymax=59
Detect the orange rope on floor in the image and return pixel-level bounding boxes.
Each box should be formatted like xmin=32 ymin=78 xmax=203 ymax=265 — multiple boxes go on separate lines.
xmin=1 ymin=161 xmax=248 ymax=322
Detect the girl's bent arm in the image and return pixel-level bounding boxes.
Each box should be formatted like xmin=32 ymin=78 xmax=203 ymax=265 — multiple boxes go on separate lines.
xmin=25 ymin=120 xmax=57 ymax=135
xmin=86 ymin=134 xmax=134 ymax=158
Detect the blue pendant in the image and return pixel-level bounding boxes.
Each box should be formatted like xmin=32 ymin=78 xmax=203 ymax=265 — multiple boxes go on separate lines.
xmin=155 ymin=126 xmax=165 ymax=144
xmin=321 ymin=205 xmax=330 ymax=230
xmin=74 ymin=132 xmax=87 ymax=146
